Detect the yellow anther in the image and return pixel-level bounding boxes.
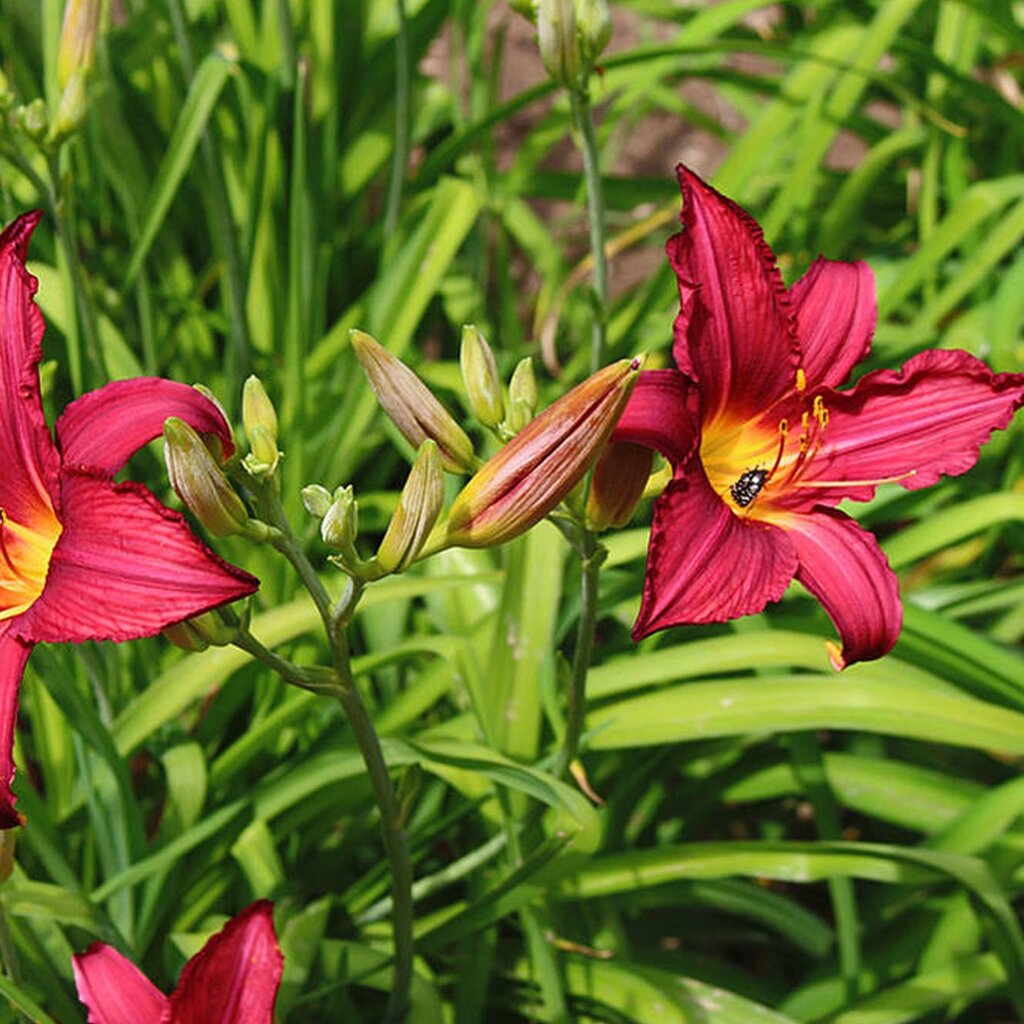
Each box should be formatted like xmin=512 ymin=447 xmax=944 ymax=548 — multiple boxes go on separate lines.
xmin=796 ymin=368 xmax=807 ymax=393
xmin=778 ymin=418 xmax=789 ymax=436
xmin=812 ymin=395 xmax=829 ymax=429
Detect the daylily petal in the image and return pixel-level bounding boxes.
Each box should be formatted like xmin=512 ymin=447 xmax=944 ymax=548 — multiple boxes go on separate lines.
xmin=790 ymin=257 xmax=875 ymax=389
xmin=169 ymin=901 xmax=282 ymax=1024
xmin=56 ymin=378 xmax=236 ymax=475
xmin=15 ymin=471 xmax=257 ymax=645
xmin=633 ymin=464 xmax=797 ymax=639
xmin=667 ymin=166 xmax=799 ymax=423
xmin=0 ymin=211 xmax=62 ymax=525
xmin=783 ymin=349 xmax=1024 ymax=509
xmin=786 ymin=508 xmax=901 ymax=668
xmin=612 ymin=369 xmax=699 ymax=467
xmin=0 ymin=626 xmax=32 ymax=829
xmin=73 ymin=942 xmax=167 ymax=1024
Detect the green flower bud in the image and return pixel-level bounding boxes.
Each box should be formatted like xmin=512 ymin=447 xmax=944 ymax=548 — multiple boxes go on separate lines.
xmin=163 ymin=608 xmax=242 ymax=652
xmin=445 ymin=357 xmax=643 ymax=548
xmin=351 ymin=329 xmax=476 ymax=473
xmin=301 ymin=484 xmax=333 ymax=519
xmin=15 ymin=100 xmax=49 ymax=143
xmin=376 ymin=440 xmax=445 ymax=574
xmin=460 ymin=324 xmax=504 ymax=428
xmin=240 ymin=376 xmax=280 ymax=477
xmin=57 ymin=0 xmax=100 ymax=89
xmin=163 ymin=617 xmax=210 ymax=653
xmin=50 ymin=69 xmax=88 ymax=143
xmin=576 ymin=0 xmax=612 ymax=66
xmin=321 ymin=486 xmax=358 ymax=551
xmin=242 ymin=375 xmax=278 ymax=444
xmin=505 ymin=357 xmax=538 ymax=434
xmin=164 ymin=417 xmax=252 ymax=537
xmin=537 ymin=0 xmax=579 ymax=87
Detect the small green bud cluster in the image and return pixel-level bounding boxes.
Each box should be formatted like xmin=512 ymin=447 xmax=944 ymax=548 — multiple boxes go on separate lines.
xmin=241 ymin=376 xmax=281 ymax=480
xmin=457 ymin=325 xmax=537 ymax=440
xmin=536 ymin=0 xmax=612 ymax=89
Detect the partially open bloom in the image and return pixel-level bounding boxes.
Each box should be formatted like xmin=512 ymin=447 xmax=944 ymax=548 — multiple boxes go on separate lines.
xmin=73 ymin=901 xmax=282 ymax=1024
xmin=615 ymin=167 xmax=1024 ymax=667
xmin=0 ymin=212 xmax=257 ymax=826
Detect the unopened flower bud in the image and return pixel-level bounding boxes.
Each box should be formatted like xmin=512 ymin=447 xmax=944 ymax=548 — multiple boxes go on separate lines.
xmin=576 ymin=0 xmax=612 ymax=66
xmin=57 ymin=0 xmax=100 ymax=89
xmin=321 ymin=486 xmax=358 ymax=551
xmin=376 ymin=441 xmax=445 ymax=574
xmin=242 ymin=375 xmax=278 ymax=446
xmin=351 ymin=329 xmax=476 ymax=473
xmin=164 ymin=417 xmax=251 ymax=537
xmin=585 ymin=441 xmax=654 ymax=531
xmin=163 ymin=608 xmax=241 ymax=652
xmin=15 ymin=100 xmax=49 ymax=143
xmin=50 ymin=69 xmax=88 ymax=142
xmin=445 ymin=356 xmax=644 ymax=548
xmin=460 ymin=325 xmax=504 ymax=428
xmin=301 ymin=484 xmax=333 ymax=519
xmin=163 ymin=617 xmax=210 ymax=653
xmin=505 ymin=357 xmax=538 ymax=434
xmin=538 ymin=0 xmax=579 ymax=87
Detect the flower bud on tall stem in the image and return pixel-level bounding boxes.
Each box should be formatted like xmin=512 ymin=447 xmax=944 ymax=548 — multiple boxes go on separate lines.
xmin=444 ymin=356 xmax=644 ymax=548
xmin=164 ymin=418 xmax=266 ymax=539
xmin=376 ymin=441 xmax=444 ymax=574
xmin=460 ymin=325 xmax=504 ymax=429
xmin=351 ymin=329 xmax=476 ymax=473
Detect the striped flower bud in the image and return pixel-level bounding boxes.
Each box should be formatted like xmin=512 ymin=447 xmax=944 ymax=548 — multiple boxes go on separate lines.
xmin=460 ymin=325 xmax=504 ymax=428
xmin=351 ymin=329 xmax=475 ymax=473
xmin=376 ymin=441 xmax=444 ymax=574
xmin=445 ymin=356 xmax=644 ymax=548
xmin=164 ymin=417 xmax=252 ymax=538
xmin=585 ymin=441 xmax=654 ymax=531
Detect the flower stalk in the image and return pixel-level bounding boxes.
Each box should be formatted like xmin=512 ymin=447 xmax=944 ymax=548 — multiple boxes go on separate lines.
xmin=242 ymin=472 xmax=415 ymax=1024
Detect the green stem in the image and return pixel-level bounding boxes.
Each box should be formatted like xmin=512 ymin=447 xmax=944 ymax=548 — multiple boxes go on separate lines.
xmin=570 ymin=86 xmax=608 ymax=374
xmin=383 ymin=0 xmax=410 ymax=239
xmin=553 ymin=529 xmax=604 ymax=780
xmin=255 ymin=484 xmax=414 ymax=1023
xmin=232 ymin=629 xmax=338 ymax=696
xmin=0 ymin=900 xmax=28 ymax=1024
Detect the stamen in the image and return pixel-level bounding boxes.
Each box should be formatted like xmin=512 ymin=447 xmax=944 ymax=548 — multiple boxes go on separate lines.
xmin=796 ymin=368 xmax=807 ymax=393
xmin=812 ymin=394 xmax=829 ymax=430
xmin=0 ymin=510 xmax=18 ymax=576
xmin=792 ymin=470 xmax=917 ymax=489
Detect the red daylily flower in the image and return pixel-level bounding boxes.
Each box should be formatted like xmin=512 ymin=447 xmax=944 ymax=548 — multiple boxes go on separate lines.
xmin=614 ymin=166 xmax=1024 ymax=667
xmin=0 ymin=212 xmax=257 ymax=827
xmin=73 ymin=901 xmax=282 ymax=1024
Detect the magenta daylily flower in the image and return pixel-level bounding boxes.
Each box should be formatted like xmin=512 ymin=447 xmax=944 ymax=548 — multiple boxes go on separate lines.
xmin=73 ymin=901 xmax=282 ymax=1023
xmin=614 ymin=166 xmax=1024 ymax=667
xmin=0 ymin=211 xmax=257 ymax=827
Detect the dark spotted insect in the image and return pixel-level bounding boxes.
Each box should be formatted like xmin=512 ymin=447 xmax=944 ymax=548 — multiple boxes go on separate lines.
xmin=730 ymin=468 xmax=769 ymax=508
